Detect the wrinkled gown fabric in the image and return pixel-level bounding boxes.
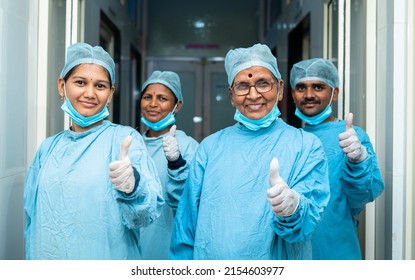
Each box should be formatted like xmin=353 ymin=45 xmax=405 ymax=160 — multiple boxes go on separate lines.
xmin=140 ymin=129 xmax=198 ymax=259
xmin=24 ymin=121 xmax=164 ymax=259
xmin=304 ymin=120 xmax=384 ymax=260
xmin=170 ymin=119 xmax=330 ymax=260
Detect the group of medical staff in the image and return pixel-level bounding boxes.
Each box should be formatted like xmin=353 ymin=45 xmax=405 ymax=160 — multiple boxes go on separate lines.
xmin=23 ymin=41 xmax=384 ymax=260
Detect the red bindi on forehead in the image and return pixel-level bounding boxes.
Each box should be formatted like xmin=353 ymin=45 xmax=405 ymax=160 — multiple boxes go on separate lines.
xmin=248 ymin=73 xmax=253 ymax=78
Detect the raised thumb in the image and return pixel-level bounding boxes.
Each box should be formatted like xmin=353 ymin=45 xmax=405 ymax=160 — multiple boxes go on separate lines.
xmin=269 ymin=157 xmax=283 ymax=187
xmin=345 ymin=112 xmax=354 ymax=131
xmin=119 ymin=135 xmax=132 ymax=160
xmin=169 ymin=124 xmax=177 ymax=137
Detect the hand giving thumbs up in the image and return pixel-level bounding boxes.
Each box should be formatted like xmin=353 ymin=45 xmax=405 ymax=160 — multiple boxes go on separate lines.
xmin=267 ymin=158 xmax=299 ymax=217
xmin=109 ymin=135 xmax=135 ymax=194
xmin=338 ymin=113 xmax=368 ymax=163
xmin=162 ymin=125 xmax=180 ymax=161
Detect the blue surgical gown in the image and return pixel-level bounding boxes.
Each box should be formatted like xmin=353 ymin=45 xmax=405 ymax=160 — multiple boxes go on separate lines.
xmin=140 ymin=129 xmax=199 ymax=259
xmin=304 ymin=120 xmax=384 ymax=259
xmin=24 ymin=120 xmax=164 ymax=259
xmin=170 ymin=119 xmax=330 ymax=260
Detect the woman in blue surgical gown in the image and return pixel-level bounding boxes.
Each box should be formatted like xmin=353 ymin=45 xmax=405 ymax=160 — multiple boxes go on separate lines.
xmin=138 ymin=70 xmax=199 ymax=259
xmin=169 ymin=43 xmax=330 ymax=260
xmin=24 ymin=42 xmax=164 ymax=260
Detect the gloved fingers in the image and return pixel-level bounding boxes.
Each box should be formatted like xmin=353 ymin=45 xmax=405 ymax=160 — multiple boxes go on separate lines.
xmin=274 ymin=204 xmax=296 ymax=217
xmin=109 ymin=160 xmax=122 ymax=172
xmin=268 ymin=196 xmax=285 ymax=209
xmin=272 ymin=189 xmax=299 ymax=217
xmin=110 ymin=167 xmax=133 ymax=185
xmin=267 ymin=184 xmax=285 ymax=199
xmin=338 ymin=131 xmax=350 ymax=141
xmin=163 ymin=133 xmax=180 ymax=161
xmin=109 ymin=159 xmax=130 ymax=174
xmin=341 ymin=140 xmax=361 ymax=153
xmin=114 ymin=180 xmax=134 ymax=194
xmin=109 ymin=150 xmax=135 ymax=193
xmin=346 ymin=149 xmax=362 ymax=160
xmin=270 ymin=198 xmax=290 ymax=215
xmin=165 ymin=150 xmax=180 ymax=161
xmin=164 ymin=143 xmax=179 ymax=153
xmin=339 ymin=134 xmax=359 ymax=148
xmin=338 ymin=128 xmax=358 ymax=140
xmin=165 ymin=147 xmax=180 ymax=156
xmin=339 ymin=138 xmax=351 ymax=148
xmin=162 ymin=135 xmax=177 ymax=147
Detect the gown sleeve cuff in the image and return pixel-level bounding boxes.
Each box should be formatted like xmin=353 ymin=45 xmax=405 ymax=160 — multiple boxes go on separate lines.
xmin=167 ymin=154 xmax=187 ymax=170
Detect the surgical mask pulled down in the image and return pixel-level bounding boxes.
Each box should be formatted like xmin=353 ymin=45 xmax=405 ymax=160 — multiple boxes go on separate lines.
xmin=295 ymin=88 xmax=335 ymax=125
xmin=234 ymin=90 xmax=281 ymax=131
xmin=141 ymin=103 xmax=178 ymax=132
xmin=61 ymin=83 xmax=110 ymax=128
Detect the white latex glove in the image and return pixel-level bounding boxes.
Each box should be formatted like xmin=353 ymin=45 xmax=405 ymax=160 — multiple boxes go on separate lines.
xmin=267 ymin=158 xmax=299 ymax=217
xmin=109 ymin=135 xmax=135 ymax=194
xmin=162 ymin=125 xmax=180 ymax=161
xmin=338 ymin=113 xmax=368 ymax=163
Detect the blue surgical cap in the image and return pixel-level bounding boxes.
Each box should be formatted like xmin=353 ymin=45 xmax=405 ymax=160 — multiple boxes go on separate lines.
xmin=60 ymin=42 xmax=116 ymax=85
xmin=141 ymin=70 xmax=183 ymax=104
xmin=290 ymin=58 xmax=339 ymax=89
xmin=224 ymin=43 xmax=281 ymax=86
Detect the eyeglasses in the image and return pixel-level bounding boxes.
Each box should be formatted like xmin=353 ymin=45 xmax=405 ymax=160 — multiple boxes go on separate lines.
xmin=231 ymin=80 xmax=276 ymax=96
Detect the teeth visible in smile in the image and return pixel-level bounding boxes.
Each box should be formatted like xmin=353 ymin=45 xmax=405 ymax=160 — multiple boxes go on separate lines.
xmin=247 ymin=104 xmax=262 ymax=110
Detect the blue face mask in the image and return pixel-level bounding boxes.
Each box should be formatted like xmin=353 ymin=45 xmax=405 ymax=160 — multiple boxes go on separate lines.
xmin=234 ymin=101 xmax=281 ymax=131
xmin=294 ymin=88 xmax=334 ymax=125
xmin=61 ymin=85 xmax=110 ymax=128
xmin=141 ymin=103 xmax=178 ymax=132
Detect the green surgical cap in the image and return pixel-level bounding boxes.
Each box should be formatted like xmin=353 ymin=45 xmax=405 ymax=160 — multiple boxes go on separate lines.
xmin=60 ymin=42 xmax=115 ymax=84
xmin=290 ymin=58 xmax=339 ymax=89
xmin=224 ymin=43 xmax=281 ymax=86
xmin=142 ymin=70 xmax=183 ymax=104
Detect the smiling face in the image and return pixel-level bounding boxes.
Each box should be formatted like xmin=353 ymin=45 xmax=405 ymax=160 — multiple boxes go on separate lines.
xmin=291 ymin=80 xmax=338 ymax=117
xmin=140 ymin=83 xmax=182 ymax=136
xmin=229 ymin=66 xmax=283 ymax=120
xmin=58 ymin=63 xmax=115 ymax=132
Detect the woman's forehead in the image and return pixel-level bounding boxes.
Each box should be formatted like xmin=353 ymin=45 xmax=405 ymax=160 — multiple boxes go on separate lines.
xmin=234 ymin=67 xmax=273 ymax=81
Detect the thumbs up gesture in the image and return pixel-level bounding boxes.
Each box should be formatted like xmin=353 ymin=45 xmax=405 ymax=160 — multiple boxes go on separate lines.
xmin=109 ymin=135 xmax=135 ymax=194
xmin=267 ymin=158 xmax=299 ymax=217
xmin=338 ymin=113 xmax=368 ymax=163
xmin=162 ymin=125 xmax=180 ymax=162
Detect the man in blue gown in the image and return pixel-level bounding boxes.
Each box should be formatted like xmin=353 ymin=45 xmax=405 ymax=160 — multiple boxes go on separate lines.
xmin=290 ymin=58 xmax=384 ymax=259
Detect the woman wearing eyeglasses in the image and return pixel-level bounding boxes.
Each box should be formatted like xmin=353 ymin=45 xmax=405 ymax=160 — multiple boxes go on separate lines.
xmin=169 ymin=43 xmax=330 ymax=260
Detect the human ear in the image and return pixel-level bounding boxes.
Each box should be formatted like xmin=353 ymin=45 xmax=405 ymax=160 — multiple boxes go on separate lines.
xmin=57 ymin=78 xmax=65 ymax=99
xmin=332 ymin=87 xmax=340 ymax=102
